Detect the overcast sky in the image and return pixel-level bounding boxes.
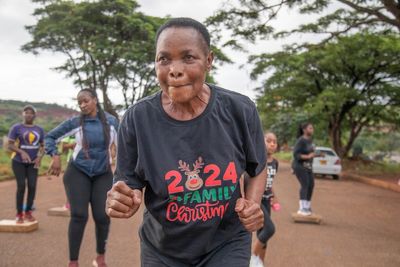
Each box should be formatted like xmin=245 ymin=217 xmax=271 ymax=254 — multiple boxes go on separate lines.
xmin=0 ymin=0 xmax=318 ymax=109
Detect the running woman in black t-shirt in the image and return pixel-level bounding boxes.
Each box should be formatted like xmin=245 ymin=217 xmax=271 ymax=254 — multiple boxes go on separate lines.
xmin=250 ymin=133 xmax=279 ymax=267
xmin=292 ymin=122 xmax=315 ymax=216
xmin=105 ymin=18 xmax=267 ymax=267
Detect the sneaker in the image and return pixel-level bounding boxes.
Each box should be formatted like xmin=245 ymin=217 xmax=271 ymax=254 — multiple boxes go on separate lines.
xmin=92 ymin=255 xmax=107 ymax=267
xmin=68 ymin=261 xmax=79 ymax=267
xmin=249 ymin=255 xmax=264 ymax=267
xmin=297 ymin=209 xmax=312 ymax=216
xmin=16 ymin=213 xmax=24 ymax=224
xmin=24 ymin=211 xmax=36 ymax=222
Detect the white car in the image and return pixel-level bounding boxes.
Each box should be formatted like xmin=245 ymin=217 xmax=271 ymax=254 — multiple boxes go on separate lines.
xmin=313 ymin=146 xmax=342 ymax=180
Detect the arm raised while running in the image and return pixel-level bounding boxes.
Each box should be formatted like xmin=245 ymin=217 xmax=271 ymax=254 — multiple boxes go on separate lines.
xmin=107 ymin=108 xmax=145 ymax=218
xmin=106 ymin=181 xmax=142 ymax=218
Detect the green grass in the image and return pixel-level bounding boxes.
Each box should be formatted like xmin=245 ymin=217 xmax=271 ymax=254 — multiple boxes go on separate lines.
xmin=274 ymin=151 xmax=293 ymax=162
xmin=0 ymin=149 xmax=68 ymax=181
xmin=343 ymin=159 xmax=400 ymax=177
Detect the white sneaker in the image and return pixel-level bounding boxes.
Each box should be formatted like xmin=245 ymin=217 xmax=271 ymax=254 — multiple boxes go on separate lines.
xmin=249 ymin=255 xmax=264 ymax=267
xmin=297 ymin=209 xmax=312 ymax=216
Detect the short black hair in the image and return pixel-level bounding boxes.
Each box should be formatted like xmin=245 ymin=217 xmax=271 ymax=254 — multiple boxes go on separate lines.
xmin=155 ymin=17 xmax=211 ymax=52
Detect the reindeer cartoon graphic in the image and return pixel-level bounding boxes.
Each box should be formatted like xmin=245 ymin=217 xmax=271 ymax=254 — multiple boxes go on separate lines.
xmin=178 ymin=157 xmax=204 ymax=191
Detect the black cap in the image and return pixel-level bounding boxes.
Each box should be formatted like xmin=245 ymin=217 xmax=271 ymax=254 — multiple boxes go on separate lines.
xmin=23 ymin=105 xmax=37 ymax=114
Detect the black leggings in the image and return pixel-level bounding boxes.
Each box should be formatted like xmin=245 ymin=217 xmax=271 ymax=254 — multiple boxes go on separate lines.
xmin=256 ymin=197 xmax=275 ymax=246
xmin=63 ymin=163 xmax=113 ymax=261
xmin=12 ymin=160 xmax=38 ymax=214
xmin=294 ymin=166 xmax=314 ymax=201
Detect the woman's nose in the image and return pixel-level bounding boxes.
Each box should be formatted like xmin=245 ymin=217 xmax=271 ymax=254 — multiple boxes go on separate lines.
xmin=169 ymin=62 xmax=184 ymax=79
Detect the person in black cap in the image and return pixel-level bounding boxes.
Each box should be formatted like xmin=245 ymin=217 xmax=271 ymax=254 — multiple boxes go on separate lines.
xmin=8 ymin=104 xmax=45 ymax=223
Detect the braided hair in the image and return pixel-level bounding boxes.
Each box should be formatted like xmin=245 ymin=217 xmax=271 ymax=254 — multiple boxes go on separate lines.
xmin=78 ymin=89 xmax=110 ymax=160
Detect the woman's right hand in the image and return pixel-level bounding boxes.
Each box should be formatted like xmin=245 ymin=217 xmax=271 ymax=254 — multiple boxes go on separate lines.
xmin=106 ymin=181 xmax=142 ymax=219
xmin=48 ymin=155 xmax=61 ymax=176
xmin=20 ymin=150 xmax=32 ymax=163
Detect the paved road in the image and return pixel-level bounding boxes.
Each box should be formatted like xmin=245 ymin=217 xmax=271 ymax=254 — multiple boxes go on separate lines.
xmin=0 ymin=162 xmax=399 ymax=267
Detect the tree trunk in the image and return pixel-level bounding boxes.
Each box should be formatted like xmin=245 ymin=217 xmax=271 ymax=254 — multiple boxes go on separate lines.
xmin=328 ymin=116 xmax=367 ymax=159
xmin=100 ymin=86 xmax=118 ymax=119
xmin=328 ymin=119 xmax=346 ymax=158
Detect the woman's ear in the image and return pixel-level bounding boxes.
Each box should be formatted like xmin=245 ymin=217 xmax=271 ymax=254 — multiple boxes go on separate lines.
xmin=206 ymin=51 xmax=214 ymax=72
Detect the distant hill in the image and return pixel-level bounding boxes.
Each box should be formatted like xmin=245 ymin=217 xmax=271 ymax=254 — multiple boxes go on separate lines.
xmin=0 ymin=99 xmax=79 ymax=137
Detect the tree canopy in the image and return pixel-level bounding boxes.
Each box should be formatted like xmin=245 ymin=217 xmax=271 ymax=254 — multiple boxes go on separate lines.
xmin=22 ymin=0 xmax=166 ymax=116
xmin=207 ymin=0 xmax=400 ymax=48
xmin=252 ymin=33 xmax=400 ymax=157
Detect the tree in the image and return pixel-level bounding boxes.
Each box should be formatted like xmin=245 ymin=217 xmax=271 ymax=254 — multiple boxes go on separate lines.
xmin=252 ymin=33 xmax=400 ymax=158
xmin=22 ymin=0 xmax=166 ymax=116
xmin=206 ymin=0 xmax=400 ymax=48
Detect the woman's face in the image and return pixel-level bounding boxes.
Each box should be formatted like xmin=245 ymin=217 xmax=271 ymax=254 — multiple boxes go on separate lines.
xmin=265 ymin=133 xmax=278 ymax=155
xmin=155 ymin=27 xmax=213 ymax=104
xmin=77 ymin=91 xmax=97 ymax=117
xmin=22 ymin=109 xmax=35 ymax=125
xmin=304 ymin=124 xmax=314 ymax=136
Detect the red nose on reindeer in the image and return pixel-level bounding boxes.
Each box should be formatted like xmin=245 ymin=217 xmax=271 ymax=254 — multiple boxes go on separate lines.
xmin=178 ymin=157 xmax=205 ymax=191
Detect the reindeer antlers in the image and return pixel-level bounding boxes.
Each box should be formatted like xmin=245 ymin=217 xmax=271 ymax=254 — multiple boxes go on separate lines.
xmin=178 ymin=157 xmax=204 ymax=172
xmin=193 ymin=157 xmax=204 ymax=171
xmin=178 ymin=160 xmax=191 ymax=172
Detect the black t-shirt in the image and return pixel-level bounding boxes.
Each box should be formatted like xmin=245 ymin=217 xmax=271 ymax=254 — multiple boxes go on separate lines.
xmin=114 ymin=84 xmax=266 ymax=263
xmin=293 ymin=137 xmax=314 ymax=170
xmin=263 ymin=159 xmax=279 ymax=199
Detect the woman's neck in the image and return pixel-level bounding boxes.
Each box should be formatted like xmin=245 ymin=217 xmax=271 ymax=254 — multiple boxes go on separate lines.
xmin=267 ymin=154 xmax=274 ymax=162
xmin=88 ymin=110 xmax=98 ymax=118
xmin=162 ymin=85 xmax=211 ymax=121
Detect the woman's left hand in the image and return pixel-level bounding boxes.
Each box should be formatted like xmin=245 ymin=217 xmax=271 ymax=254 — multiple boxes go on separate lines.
xmin=48 ymin=155 xmax=61 ymax=176
xmin=33 ymin=157 xmax=42 ymax=169
xmin=235 ymin=198 xmax=264 ymax=232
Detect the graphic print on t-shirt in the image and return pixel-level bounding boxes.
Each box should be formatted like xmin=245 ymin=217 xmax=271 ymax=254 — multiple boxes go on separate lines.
xmin=263 ymin=160 xmax=278 ymax=199
xmin=265 ymin=164 xmax=276 ymax=191
xmin=165 ymin=156 xmax=238 ymax=223
xmin=21 ymin=130 xmax=41 ymax=149
xmin=178 ymin=157 xmax=204 ymax=191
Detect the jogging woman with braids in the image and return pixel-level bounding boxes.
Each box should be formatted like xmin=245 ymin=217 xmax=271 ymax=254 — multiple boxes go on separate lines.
xmin=45 ymin=89 xmax=119 ymax=267
xmin=292 ymin=122 xmax=315 ymax=216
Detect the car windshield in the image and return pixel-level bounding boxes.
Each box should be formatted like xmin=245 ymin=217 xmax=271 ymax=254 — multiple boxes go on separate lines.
xmin=316 ymin=149 xmax=336 ymax=156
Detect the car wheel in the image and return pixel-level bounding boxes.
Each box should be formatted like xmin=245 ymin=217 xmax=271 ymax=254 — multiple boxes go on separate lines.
xmin=332 ymin=175 xmax=339 ymax=180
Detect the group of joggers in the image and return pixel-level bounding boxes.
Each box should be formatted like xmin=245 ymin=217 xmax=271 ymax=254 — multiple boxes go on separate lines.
xmin=6 ymin=17 xmax=317 ymax=267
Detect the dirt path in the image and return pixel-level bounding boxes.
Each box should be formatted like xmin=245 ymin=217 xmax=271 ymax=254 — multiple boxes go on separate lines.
xmin=0 ymin=162 xmax=399 ymax=267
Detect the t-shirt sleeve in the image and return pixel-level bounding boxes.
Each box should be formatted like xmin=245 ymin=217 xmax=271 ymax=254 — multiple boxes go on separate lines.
xmin=7 ymin=124 xmax=19 ymax=141
xmin=293 ymin=138 xmax=306 ymax=161
xmin=244 ymin=105 xmax=267 ymax=177
xmin=113 ymin=109 xmax=145 ymax=190
xmin=275 ymin=159 xmax=279 ymax=172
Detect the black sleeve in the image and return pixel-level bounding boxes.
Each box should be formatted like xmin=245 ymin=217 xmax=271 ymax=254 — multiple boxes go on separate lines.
xmin=275 ymin=159 xmax=279 ymax=172
xmin=293 ymin=138 xmax=306 ymax=162
xmin=244 ymin=105 xmax=267 ymax=178
xmin=113 ymin=108 xmax=146 ymax=190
